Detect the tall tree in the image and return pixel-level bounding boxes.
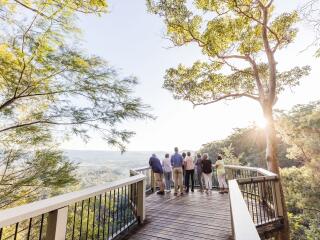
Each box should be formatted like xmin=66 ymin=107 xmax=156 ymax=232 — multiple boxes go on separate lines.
xmin=0 ymin=0 xmax=151 ymax=208
xmin=147 ymin=0 xmax=310 ymax=239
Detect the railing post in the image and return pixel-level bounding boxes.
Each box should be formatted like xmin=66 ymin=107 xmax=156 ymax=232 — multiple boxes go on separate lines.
xmin=136 ymin=178 xmax=146 ymax=223
xmin=273 ymin=179 xmax=284 ymax=218
xmin=46 ymin=207 xmax=68 ymax=240
xmin=258 ymin=179 xmax=266 ymax=205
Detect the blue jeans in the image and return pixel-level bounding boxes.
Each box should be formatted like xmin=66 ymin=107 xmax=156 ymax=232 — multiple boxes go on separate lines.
xmin=164 ymin=172 xmax=172 ymax=191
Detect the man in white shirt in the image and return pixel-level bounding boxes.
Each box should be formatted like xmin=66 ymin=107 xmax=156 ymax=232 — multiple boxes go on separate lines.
xmin=183 ymin=152 xmax=195 ymax=193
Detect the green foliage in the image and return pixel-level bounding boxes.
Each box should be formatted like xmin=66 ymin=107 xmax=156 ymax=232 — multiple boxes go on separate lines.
xmin=219 ymin=144 xmax=242 ymax=165
xmin=164 ymin=61 xmax=310 ymax=105
xmin=200 ymin=125 xmax=295 ymax=168
xmin=282 ymin=167 xmax=320 ymax=240
xmin=148 ymin=0 xmax=310 ymax=107
xmin=0 ymin=17 xmax=151 ymax=149
xmin=0 ymin=0 xmax=151 ymax=151
xmin=0 ymin=147 xmax=77 ymax=208
xmin=0 ymin=0 xmax=108 ymax=27
xmin=276 ymin=101 xmax=320 ymax=169
xmin=0 ymin=0 xmax=151 ymax=208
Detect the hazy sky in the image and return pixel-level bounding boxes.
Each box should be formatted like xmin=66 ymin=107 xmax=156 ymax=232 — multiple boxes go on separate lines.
xmin=62 ymin=0 xmax=320 ymax=151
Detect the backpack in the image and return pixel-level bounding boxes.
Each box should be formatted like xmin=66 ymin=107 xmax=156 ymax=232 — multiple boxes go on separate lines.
xmin=202 ymin=159 xmax=212 ymax=174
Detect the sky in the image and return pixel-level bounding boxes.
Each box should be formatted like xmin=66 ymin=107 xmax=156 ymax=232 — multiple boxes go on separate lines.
xmin=62 ymin=0 xmax=320 ymax=152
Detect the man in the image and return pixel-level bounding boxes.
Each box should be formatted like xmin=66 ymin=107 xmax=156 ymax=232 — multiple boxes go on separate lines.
xmin=149 ymin=154 xmax=165 ymax=195
xmin=170 ymin=147 xmax=184 ymax=196
xmin=184 ymin=152 xmax=195 ymax=193
xmin=194 ymin=153 xmax=204 ymax=192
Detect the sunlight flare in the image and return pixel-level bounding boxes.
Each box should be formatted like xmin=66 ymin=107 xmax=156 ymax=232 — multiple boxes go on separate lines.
xmin=255 ymin=117 xmax=268 ymax=129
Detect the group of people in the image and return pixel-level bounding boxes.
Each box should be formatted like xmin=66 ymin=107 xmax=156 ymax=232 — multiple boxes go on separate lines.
xmin=148 ymin=147 xmax=228 ymax=196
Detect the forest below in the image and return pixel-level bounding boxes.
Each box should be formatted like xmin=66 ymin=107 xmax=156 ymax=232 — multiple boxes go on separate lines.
xmin=200 ymin=101 xmax=320 ymax=240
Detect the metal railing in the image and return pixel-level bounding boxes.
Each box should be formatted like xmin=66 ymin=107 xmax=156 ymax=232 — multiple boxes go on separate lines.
xmin=130 ymin=167 xmax=153 ymax=194
xmin=226 ymin=165 xmax=284 ymax=240
xmin=131 ymin=165 xmax=284 ymax=240
xmin=229 ymin=180 xmax=260 ymax=240
xmin=0 ymin=163 xmax=285 ymax=240
xmin=0 ymin=172 xmax=146 ymax=240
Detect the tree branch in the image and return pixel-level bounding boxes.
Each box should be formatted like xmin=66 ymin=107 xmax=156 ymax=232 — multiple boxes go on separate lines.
xmin=192 ymin=93 xmax=259 ymax=106
xmin=247 ymin=56 xmax=265 ymax=101
xmin=217 ymin=54 xmax=249 ymax=60
xmin=233 ymin=2 xmax=281 ymax=49
xmin=261 ymin=5 xmax=277 ymax=104
xmin=13 ymin=0 xmax=50 ymax=19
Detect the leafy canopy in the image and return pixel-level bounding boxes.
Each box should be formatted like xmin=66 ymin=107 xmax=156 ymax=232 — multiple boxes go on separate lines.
xmin=0 ymin=1 xmax=151 ymax=151
xmin=0 ymin=0 xmax=151 ymax=208
xmin=147 ymin=0 xmax=310 ymax=107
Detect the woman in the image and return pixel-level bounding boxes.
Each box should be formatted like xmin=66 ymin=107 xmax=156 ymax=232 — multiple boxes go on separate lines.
xmin=214 ymin=155 xmax=228 ymax=194
xmin=183 ymin=152 xmax=195 ymax=193
xmin=162 ymin=153 xmax=172 ymax=192
xmin=201 ymin=153 xmax=213 ymax=194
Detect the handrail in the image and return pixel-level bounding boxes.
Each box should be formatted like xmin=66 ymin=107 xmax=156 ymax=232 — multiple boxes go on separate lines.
xmin=0 ymin=163 xmax=284 ymax=240
xmin=130 ymin=165 xmax=154 ymax=193
xmin=130 ymin=166 xmax=150 ymax=173
xmin=226 ymin=164 xmax=284 ymax=239
xmin=0 ymin=174 xmax=145 ymax=228
xmin=225 ymin=165 xmax=277 ymax=177
xmin=0 ymin=169 xmax=147 ymax=239
xmin=130 ymin=165 xmax=276 ymax=176
xmin=229 ymin=180 xmax=260 ymax=240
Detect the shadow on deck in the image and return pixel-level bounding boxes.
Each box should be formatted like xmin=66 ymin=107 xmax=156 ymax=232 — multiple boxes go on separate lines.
xmin=120 ymin=191 xmax=233 ymax=240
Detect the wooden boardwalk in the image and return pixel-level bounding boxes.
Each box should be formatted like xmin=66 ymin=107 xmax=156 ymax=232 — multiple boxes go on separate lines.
xmin=122 ymin=191 xmax=233 ymax=240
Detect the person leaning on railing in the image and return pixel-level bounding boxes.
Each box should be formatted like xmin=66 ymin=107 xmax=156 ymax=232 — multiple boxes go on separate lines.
xmin=149 ymin=153 xmax=165 ymax=195
xmin=213 ymin=155 xmax=228 ymax=194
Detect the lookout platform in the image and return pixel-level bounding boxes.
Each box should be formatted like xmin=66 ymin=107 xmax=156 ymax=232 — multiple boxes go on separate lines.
xmin=121 ymin=191 xmax=232 ymax=240
xmin=0 ymin=165 xmax=285 ymax=240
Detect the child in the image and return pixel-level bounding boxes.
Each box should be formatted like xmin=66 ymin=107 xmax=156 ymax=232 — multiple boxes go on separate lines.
xmin=214 ymin=155 xmax=228 ymax=194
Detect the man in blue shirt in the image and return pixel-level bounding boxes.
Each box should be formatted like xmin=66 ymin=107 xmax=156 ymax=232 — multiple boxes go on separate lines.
xmin=149 ymin=154 xmax=165 ymax=195
xmin=171 ymin=147 xmax=184 ymax=196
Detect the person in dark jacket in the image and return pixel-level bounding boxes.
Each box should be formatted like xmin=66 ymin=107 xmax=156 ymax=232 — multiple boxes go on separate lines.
xmin=149 ymin=154 xmax=165 ymax=195
xmin=201 ymin=153 xmax=213 ymax=194
xmin=194 ymin=153 xmax=204 ymax=192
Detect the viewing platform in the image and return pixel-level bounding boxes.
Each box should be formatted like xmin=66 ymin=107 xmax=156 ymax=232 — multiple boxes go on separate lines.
xmin=120 ymin=190 xmax=232 ymax=240
xmin=0 ymin=165 xmax=285 ymax=240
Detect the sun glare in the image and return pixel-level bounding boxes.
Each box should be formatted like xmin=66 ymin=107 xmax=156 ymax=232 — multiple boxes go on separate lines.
xmin=255 ymin=117 xmax=268 ymax=128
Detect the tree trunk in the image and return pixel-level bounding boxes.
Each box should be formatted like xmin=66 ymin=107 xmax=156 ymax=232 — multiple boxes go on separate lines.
xmin=263 ymin=104 xmax=290 ymax=240
xmin=263 ymin=104 xmax=279 ymax=173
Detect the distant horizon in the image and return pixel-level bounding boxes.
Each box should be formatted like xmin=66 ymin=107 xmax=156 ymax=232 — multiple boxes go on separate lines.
xmin=62 ymin=149 xmax=197 ymax=153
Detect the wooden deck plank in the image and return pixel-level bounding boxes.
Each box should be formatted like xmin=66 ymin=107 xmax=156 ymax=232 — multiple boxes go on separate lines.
xmin=121 ymin=191 xmax=233 ymax=240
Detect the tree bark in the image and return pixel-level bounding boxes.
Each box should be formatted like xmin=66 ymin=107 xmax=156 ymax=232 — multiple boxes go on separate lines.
xmin=263 ymin=103 xmax=290 ymax=240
